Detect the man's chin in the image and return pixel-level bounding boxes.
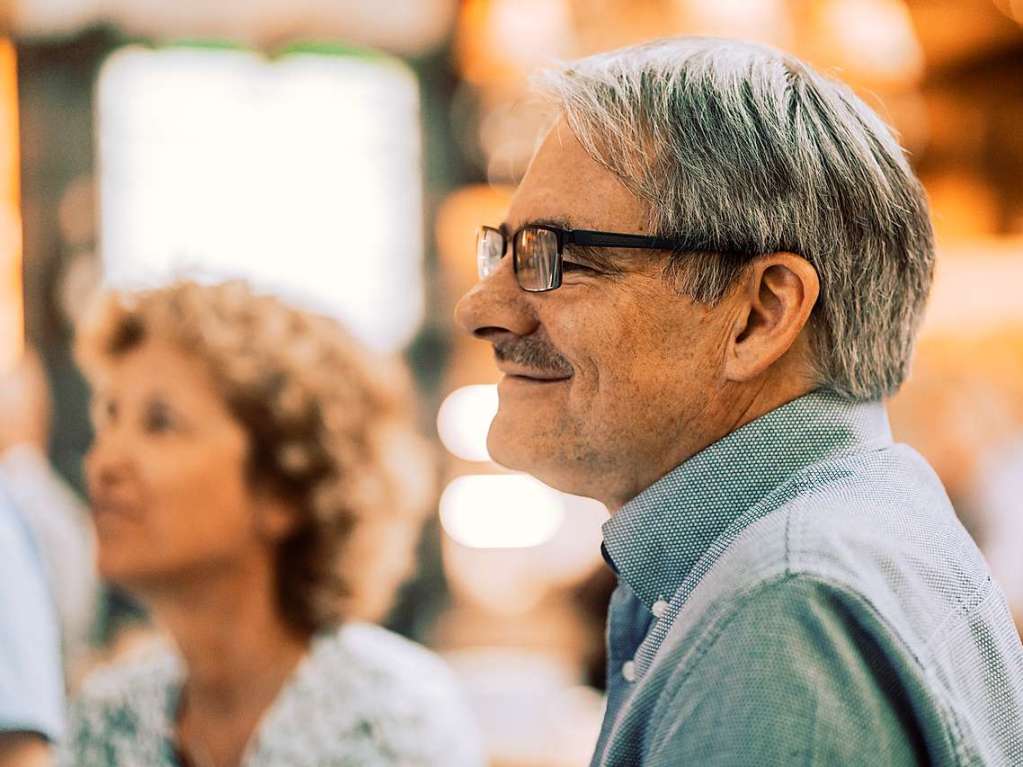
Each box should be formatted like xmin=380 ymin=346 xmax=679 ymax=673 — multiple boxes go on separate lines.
xmin=485 ymin=429 xmax=526 ymax=472
xmin=485 ymin=421 xmax=559 ymax=479
xmin=486 ymin=429 xmax=576 ymax=493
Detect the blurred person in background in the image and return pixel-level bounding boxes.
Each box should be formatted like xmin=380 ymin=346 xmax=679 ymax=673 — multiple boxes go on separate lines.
xmin=970 ymin=436 xmax=1023 ymax=628
xmin=0 ymin=486 xmax=62 ymax=767
xmin=457 ymin=38 xmax=1023 ymax=766
xmin=61 ymin=280 xmax=482 ymax=767
xmin=0 ymin=347 xmax=99 ymax=683
xmin=0 ymin=350 xmax=80 ymax=767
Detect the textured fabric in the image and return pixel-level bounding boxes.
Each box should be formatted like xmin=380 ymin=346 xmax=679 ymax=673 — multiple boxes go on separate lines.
xmin=593 ymin=579 xmax=651 ymax=760
xmin=0 ymin=482 xmax=65 ymax=741
xmin=58 ymin=623 xmax=485 ymax=766
xmin=593 ymin=389 xmax=1023 ymax=766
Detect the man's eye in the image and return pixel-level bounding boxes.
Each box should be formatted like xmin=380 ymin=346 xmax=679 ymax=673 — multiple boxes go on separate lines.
xmin=562 ymin=260 xmax=598 ymax=273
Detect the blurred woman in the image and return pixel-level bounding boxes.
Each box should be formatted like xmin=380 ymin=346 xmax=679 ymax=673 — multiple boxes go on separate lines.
xmin=60 ymin=280 xmax=482 ymax=767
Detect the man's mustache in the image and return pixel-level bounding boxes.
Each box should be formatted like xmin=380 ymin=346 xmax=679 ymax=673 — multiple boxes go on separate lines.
xmin=493 ymin=336 xmax=574 ymax=376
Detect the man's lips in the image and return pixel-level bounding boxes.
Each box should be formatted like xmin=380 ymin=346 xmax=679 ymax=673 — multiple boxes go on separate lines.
xmin=497 ymin=365 xmax=572 ymax=382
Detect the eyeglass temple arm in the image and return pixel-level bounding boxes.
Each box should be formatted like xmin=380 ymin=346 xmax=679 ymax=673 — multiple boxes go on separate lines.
xmin=566 ymin=229 xmax=683 ymax=252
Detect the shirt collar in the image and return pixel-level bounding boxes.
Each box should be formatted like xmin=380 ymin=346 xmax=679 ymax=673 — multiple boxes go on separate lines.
xmin=601 ymin=388 xmax=892 ymax=609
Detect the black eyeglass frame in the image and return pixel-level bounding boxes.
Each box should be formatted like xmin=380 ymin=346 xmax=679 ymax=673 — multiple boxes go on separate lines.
xmin=479 ymin=223 xmax=690 ymax=292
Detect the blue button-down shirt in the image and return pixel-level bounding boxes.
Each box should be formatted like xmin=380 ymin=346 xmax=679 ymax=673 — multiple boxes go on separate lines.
xmin=592 ymin=389 xmax=1023 ymax=766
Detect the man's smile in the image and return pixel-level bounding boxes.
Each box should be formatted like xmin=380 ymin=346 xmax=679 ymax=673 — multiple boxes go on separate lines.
xmin=496 ymin=362 xmax=572 ymax=383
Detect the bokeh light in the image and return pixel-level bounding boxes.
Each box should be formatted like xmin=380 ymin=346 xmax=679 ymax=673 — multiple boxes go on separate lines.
xmin=0 ymin=40 xmax=21 ymax=373
xmin=437 ymin=384 xmax=498 ymax=462
xmin=439 ymin=473 xmax=565 ymax=549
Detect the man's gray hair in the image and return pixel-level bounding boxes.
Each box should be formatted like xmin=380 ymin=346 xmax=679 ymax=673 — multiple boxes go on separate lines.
xmin=535 ymin=37 xmax=934 ymax=401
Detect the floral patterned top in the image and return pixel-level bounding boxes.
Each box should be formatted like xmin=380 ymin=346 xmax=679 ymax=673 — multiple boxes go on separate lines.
xmin=58 ymin=623 xmax=484 ymax=767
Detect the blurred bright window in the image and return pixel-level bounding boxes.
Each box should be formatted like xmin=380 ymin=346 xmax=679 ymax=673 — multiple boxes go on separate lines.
xmin=96 ymin=43 xmax=424 ymax=352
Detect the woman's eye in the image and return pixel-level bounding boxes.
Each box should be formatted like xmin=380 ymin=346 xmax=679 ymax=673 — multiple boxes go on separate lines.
xmin=89 ymin=398 xmax=116 ymax=430
xmin=97 ymin=399 xmax=116 ymax=423
xmin=143 ymin=402 xmax=177 ymax=434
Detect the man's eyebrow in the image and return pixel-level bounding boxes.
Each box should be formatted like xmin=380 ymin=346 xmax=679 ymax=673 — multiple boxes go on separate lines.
xmin=501 ymin=216 xmax=574 ymax=232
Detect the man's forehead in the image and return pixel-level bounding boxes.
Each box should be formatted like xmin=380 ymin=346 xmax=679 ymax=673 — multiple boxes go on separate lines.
xmin=504 ymin=120 xmax=649 ymax=234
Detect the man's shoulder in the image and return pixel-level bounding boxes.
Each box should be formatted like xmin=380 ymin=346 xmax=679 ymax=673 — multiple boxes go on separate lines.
xmin=655 ymin=573 xmax=892 ymax=682
xmin=647 ymin=439 xmax=999 ymax=687
xmin=625 ymin=442 xmax=1023 ymax=764
xmin=696 ymin=441 xmax=988 ymax=636
xmin=724 ymin=441 xmax=965 ymax=572
xmin=623 ymin=573 xmax=946 ymax=766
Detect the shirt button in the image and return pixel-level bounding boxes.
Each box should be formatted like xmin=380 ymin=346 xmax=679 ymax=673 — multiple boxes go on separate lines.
xmin=651 ymin=600 xmax=669 ymax=619
xmin=622 ymin=660 xmax=637 ymax=683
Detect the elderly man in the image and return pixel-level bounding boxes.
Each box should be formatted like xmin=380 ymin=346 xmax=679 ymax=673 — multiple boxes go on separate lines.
xmin=456 ymin=38 xmax=1023 ymax=766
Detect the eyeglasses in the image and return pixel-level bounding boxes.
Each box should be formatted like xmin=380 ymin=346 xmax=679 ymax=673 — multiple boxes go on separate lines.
xmin=476 ymin=224 xmax=685 ymax=292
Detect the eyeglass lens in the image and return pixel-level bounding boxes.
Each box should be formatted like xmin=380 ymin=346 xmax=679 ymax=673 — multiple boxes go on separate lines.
xmin=514 ymin=227 xmax=559 ymax=291
xmin=476 ymin=227 xmax=504 ymax=279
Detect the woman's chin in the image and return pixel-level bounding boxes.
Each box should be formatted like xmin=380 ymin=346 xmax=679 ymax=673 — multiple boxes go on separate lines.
xmin=97 ymin=551 xmax=153 ymax=593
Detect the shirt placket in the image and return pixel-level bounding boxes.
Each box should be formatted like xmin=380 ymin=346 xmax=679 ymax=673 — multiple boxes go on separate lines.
xmin=590 ymin=580 xmax=654 ymax=766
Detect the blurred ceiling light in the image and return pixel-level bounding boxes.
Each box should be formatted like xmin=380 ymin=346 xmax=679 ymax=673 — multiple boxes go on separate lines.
xmin=97 ymin=45 xmax=423 ymax=353
xmin=486 ymin=0 xmax=572 ymax=71
xmin=817 ymin=0 xmax=924 ymax=87
xmin=0 ymin=40 xmax=22 ymax=373
xmin=12 ymin=0 xmax=457 ymax=55
xmin=437 ymin=384 xmax=498 ymax=462
xmin=440 ymin=474 xmax=565 ymax=549
xmin=456 ymin=0 xmax=573 ymax=86
xmin=676 ymin=0 xmax=792 ymax=46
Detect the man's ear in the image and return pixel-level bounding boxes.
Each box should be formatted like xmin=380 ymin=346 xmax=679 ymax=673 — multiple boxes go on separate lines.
xmin=723 ymin=252 xmax=820 ymax=383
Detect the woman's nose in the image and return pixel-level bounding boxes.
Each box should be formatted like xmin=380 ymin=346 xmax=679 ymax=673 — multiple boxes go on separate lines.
xmin=84 ymin=431 xmax=131 ymax=495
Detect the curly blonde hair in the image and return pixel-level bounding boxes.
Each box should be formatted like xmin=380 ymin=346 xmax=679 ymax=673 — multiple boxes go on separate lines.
xmin=75 ymin=280 xmax=435 ymax=632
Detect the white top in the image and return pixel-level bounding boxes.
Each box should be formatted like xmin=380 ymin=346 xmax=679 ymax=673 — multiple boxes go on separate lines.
xmin=58 ymin=623 xmax=484 ymax=766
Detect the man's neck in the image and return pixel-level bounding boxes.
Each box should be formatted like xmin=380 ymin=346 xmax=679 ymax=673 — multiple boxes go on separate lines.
xmin=603 ymin=378 xmax=817 ymax=513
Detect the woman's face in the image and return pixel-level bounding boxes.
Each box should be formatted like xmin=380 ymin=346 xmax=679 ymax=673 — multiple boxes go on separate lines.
xmin=85 ymin=338 xmax=262 ymax=591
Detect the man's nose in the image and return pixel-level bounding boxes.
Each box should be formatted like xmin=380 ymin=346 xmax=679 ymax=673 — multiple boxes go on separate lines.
xmin=454 ymin=255 xmax=539 ymax=341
